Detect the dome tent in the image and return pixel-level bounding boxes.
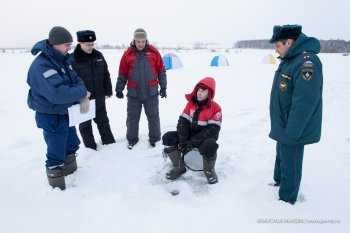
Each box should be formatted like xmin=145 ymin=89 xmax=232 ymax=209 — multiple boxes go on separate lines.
xmin=162 ymin=53 xmax=183 ymax=70
xmin=210 ymin=55 xmax=229 ymax=67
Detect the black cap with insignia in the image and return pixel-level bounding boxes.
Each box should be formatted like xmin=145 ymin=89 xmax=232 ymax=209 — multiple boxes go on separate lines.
xmin=77 ymin=30 xmax=96 ymax=43
xmin=269 ymin=25 xmax=302 ymax=43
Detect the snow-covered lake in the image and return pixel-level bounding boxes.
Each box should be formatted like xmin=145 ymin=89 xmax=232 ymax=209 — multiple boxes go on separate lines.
xmin=0 ymin=49 xmax=349 ymax=232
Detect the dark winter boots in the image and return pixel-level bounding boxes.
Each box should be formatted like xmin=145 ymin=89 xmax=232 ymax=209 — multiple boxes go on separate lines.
xmin=79 ymin=123 xmax=97 ymax=150
xmin=97 ymin=122 xmax=116 ymax=145
xmin=46 ymin=166 xmax=66 ymax=190
xmin=79 ymin=121 xmax=115 ymax=150
xmin=64 ymin=153 xmax=77 ymax=176
xmin=46 ymin=154 xmax=77 ymax=190
xmin=128 ymin=139 xmax=139 ymax=149
xmin=164 ymin=146 xmax=218 ymax=183
xmin=164 ymin=146 xmax=186 ymax=180
xmin=149 ymin=141 xmax=156 ymax=147
xmin=203 ymin=153 xmax=218 ymax=184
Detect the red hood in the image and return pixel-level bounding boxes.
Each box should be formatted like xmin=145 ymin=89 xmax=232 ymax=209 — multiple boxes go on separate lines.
xmin=185 ymin=77 xmax=216 ymax=102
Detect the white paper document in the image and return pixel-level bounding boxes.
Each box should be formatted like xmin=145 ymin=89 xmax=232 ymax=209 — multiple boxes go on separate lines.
xmin=68 ymin=100 xmax=96 ymax=127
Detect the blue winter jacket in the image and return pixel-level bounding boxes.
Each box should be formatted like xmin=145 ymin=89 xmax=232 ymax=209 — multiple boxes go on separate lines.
xmin=27 ymin=40 xmax=87 ymax=115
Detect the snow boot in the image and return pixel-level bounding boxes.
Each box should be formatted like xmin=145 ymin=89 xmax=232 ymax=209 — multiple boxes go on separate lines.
xmin=46 ymin=166 xmax=66 ymax=190
xmin=97 ymin=123 xmax=116 ymax=145
xmin=127 ymin=139 xmax=139 ymax=150
xmin=64 ymin=154 xmax=77 ymax=176
xmin=203 ymin=154 xmax=218 ymax=184
xmin=79 ymin=124 xmax=97 ymax=150
xmin=164 ymin=147 xmax=186 ymax=180
xmin=149 ymin=140 xmax=156 ymax=147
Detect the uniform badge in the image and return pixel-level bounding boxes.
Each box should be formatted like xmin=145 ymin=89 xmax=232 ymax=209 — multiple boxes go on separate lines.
xmin=302 ymin=69 xmax=313 ymax=80
xmin=281 ymin=73 xmax=291 ymax=80
xmin=279 ymin=79 xmax=288 ymax=92
xmin=279 ymin=73 xmax=290 ymax=92
xmin=301 ymin=61 xmax=314 ymax=81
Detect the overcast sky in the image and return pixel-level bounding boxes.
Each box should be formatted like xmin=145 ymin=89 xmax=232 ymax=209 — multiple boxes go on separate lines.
xmin=1 ymin=0 xmax=349 ymax=47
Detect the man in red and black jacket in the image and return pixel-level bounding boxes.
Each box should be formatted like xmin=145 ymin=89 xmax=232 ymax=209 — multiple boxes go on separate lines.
xmin=162 ymin=77 xmax=222 ymax=184
xmin=115 ymin=28 xmax=167 ymax=149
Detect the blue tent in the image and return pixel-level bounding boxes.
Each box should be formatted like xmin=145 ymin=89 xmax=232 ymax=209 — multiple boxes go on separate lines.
xmin=162 ymin=53 xmax=183 ymax=70
xmin=210 ymin=55 xmax=229 ymax=67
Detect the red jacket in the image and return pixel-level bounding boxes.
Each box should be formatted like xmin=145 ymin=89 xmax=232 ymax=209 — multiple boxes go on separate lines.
xmin=177 ymin=77 xmax=222 ymax=147
xmin=116 ymin=44 xmax=167 ymax=99
xmin=181 ymin=77 xmax=222 ymax=127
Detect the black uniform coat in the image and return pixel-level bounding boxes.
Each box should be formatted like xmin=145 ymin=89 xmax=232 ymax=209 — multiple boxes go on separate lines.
xmin=71 ymin=44 xmax=112 ymax=102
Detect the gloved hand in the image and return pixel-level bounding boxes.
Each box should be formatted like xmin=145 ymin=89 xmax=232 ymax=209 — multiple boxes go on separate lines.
xmin=116 ymin=91 xmax=124 ymax=99
xmin=79 ymin=97 xmax=90 ymax=113
xmin=178 ymin=141 xmax=193 ymax=155
xmin=159 ymin=88 xmax=167 ymax=98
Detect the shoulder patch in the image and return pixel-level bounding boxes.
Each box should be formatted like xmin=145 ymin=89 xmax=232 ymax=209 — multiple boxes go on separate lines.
xmin=301 ymin=68 xmax=313 ymax=81
xmin=42 ymin=69 xmax=58 ymax=78
xmin=301 ymin=60 xmax=314 ymax=81
xmin=303 ymin=60 xmax=314 ymax=68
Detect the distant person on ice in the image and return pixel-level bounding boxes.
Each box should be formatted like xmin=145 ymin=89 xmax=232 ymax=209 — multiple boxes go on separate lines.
xmin=115 ymin=28 xmax=167 ymax=149
xmin=162 ymin=77 xmax=222 ymax=184
xmin=71 ymin=30 xmax=115 ymax=150
xmin=269 ymin=25 xmax=323 ymax=204
xmin=27 ymin=26 xmax=90 ymax=190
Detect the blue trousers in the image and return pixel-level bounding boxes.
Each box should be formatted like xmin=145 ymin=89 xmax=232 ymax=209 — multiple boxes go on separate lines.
xmin=35 ymin=112 xmax=80 ymax=168
xmin=273 ymin=142 xmax=304 ymax=204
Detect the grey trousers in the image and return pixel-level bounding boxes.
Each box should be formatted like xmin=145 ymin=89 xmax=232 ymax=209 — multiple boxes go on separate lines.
xmin=126 ymin=96 xmax=161 ymax=144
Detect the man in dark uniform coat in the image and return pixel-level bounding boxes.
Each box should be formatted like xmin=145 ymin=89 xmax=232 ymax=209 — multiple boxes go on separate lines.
xmin=72 ymin=30 xmax=115 ymax=150
xmin=269 ymin=25 xmax=323 ymax=204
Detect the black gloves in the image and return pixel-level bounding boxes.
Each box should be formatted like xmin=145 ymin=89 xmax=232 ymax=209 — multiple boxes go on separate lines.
xmin=160 ymin=88 xmax=167 ymax=98
xmin=116 ymin=91 xmax=124 ymax=99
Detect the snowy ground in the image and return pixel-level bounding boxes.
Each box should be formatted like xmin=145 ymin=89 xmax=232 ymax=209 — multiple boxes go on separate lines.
xmin=0 ymin=49 xmax=349 ymax=233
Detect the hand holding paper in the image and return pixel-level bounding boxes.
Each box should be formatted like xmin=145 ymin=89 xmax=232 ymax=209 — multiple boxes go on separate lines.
xmin=79 ymin=91 xmax=91 ymax=113
xmin=69 ymin=99 xmax=95 ymax=127
xmin=80 ymin=98 xmax=90 ymax=113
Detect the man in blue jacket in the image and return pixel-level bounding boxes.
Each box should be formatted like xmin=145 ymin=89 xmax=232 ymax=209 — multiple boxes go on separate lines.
xmin=27 ymin=26 xmax=90 ymax=190
xmin=269 ymin=25 xmax=323 ymax=204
